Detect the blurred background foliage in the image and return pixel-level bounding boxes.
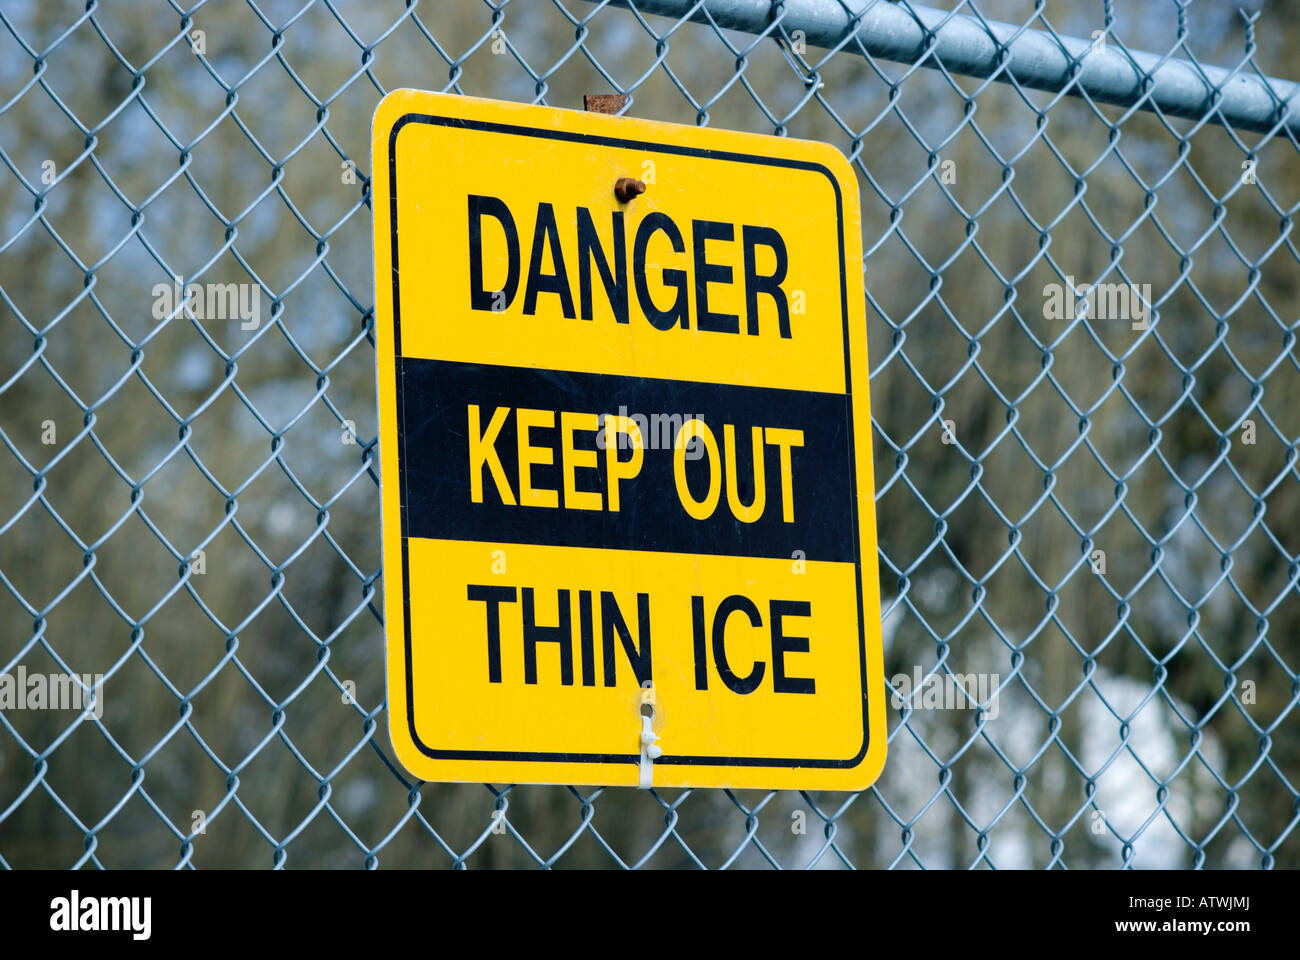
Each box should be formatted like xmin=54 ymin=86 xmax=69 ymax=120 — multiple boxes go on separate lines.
xmin=0 ymin=0 xmax=1296 ymax=867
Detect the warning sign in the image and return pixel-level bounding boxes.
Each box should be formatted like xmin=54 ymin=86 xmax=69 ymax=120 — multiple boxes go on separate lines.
xmin=372 ymin=90 xmax=885 ymax=790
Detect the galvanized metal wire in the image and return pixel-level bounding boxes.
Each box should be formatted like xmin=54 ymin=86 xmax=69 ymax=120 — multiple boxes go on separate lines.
xmin=0 ymin=0 xmax=1296 ymax=868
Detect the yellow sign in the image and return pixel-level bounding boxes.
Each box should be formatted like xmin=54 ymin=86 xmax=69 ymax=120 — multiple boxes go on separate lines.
xmin=372 ymin=90 xmax=885 ymax=790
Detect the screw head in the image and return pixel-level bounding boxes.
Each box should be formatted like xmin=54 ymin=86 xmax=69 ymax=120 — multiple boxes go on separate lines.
xmin=614 ymin=177 xmax=646 ymax=203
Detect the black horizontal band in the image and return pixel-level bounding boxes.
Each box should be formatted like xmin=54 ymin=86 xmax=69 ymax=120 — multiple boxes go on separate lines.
xmin=398 ymin=357 xmax=858 ymax=563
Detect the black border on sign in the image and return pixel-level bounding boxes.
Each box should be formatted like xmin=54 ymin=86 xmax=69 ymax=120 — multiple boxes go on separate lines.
xmin=387 ymin=112 xmax=867 ymax=769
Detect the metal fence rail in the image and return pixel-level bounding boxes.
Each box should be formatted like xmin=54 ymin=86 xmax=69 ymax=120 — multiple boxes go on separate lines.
xmin=0 ymin=0 xmax=1296 ymax=868
xmin=597 ymin=0 xmax=1300 ymax=133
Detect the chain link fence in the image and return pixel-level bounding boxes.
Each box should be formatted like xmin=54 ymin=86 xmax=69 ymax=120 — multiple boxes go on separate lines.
xmin=0 ymin=0 xmax=1296 ymax=869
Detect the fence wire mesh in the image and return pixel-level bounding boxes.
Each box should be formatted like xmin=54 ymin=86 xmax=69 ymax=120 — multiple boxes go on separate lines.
xmin=0 ymin=0 xmax=1297 ymax=869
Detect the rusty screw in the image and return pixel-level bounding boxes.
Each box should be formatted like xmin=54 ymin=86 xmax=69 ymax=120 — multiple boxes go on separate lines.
xmin=584 ymin=93 xmax=629 ymax=114
xmin=614 ymin=177 xmax=646 ymax=203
